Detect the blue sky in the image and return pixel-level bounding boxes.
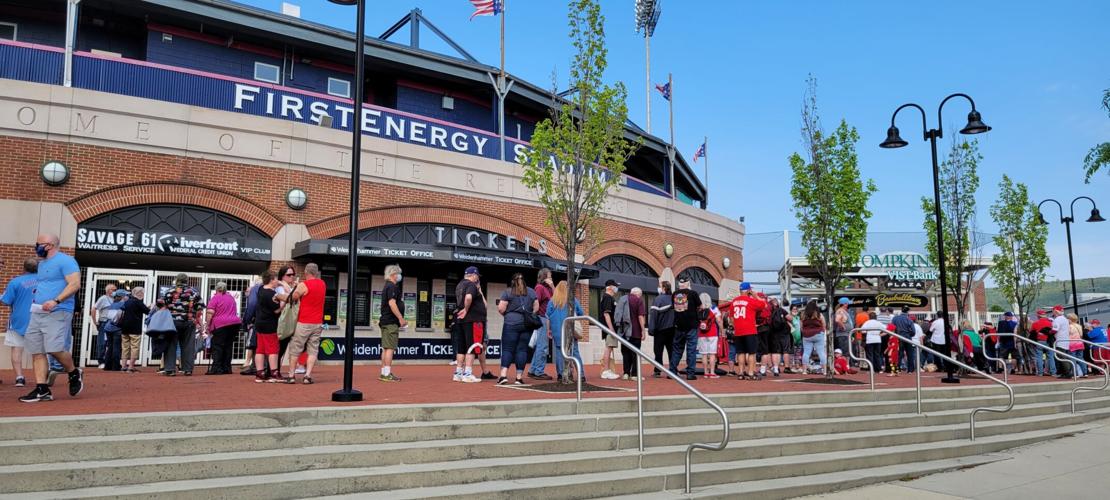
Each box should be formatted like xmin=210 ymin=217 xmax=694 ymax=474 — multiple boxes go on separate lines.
xmin=239 ymin=0 xmax=1110 ymax=281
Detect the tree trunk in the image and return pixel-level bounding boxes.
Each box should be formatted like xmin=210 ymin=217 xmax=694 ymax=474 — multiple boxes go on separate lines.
xmin=561 ymin=239 xmax=578 ymax=386
xmin=825 ymin=287 xmax=835 ymax=379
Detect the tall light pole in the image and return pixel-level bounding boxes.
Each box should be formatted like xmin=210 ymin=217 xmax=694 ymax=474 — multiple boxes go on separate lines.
xmin=634 ymin=0 xmax=661 ymax=133
xmin=328 ymin=0 xmax=365 ymax=403
xmin=1037 ymin=197 xmax=1105 ymax=315
xmin=880 ymin=93 xmax=992 ymax=384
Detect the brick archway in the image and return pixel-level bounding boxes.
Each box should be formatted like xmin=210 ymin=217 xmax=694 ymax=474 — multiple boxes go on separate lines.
xmin=587 ymin=239 xmax=666 ymax=276
xmin=673 ymin=253 xmax=724 ymax=284
xmin=66 ymin=182 xmax=285 ymax=237
xmin=307 ymin=205 xmax=566 ymax=260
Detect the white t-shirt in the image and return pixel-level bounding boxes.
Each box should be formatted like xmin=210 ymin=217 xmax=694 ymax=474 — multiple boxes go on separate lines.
xmin=94 ymin=295 xmax=113 ymax=322
xmin=929 ymin=318 xmax=947 ymax=345
xmin=1052 ymin=315 xmax=1071 ymax=350
xmin=913 ymin=323 xmax=925 ymax=345
xmin=861 ymin=319 xmax=887 ymax=344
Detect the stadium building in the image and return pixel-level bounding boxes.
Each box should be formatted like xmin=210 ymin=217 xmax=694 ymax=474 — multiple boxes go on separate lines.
xmin=0 ymin=0 xmax=744 ymax=367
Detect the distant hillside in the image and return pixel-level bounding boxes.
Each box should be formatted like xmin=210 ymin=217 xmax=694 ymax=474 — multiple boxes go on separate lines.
xmin=987 ymin=276 xmax=1110 ymax=310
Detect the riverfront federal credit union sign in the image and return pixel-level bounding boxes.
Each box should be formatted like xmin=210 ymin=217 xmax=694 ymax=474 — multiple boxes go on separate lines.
xmin=76 ymin=205 xmax=273 ymax=261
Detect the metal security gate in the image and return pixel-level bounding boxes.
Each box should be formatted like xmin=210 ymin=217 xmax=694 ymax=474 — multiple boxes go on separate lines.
xmin=81 ymin=268 xmax=257 ymax=368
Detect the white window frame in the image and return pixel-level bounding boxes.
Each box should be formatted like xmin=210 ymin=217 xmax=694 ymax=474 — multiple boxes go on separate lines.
xmin=253 ymin=62 xmax=281 ymax=84
xmin=327 ymin=77 xmax=351 ymax=98
xmin=0 ymin=22 xmax=17 ymax=41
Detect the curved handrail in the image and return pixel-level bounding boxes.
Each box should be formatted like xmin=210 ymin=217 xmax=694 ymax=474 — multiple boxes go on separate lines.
xmin=886 ymin=331 xmax=1013 ymax=441
xmin=561 ymin=315 xmax=729 ymax=494
xmin=847 ymin=327 xmax=876 ymax=392
xmin=993 ymin=334 xmax=1110 ymax=413
xmin=980 ymin=334 xmax=1009 ymax=384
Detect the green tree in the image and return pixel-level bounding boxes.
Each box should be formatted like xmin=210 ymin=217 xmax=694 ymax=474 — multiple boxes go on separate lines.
xmin=1083 ymin=88 xmax=1110 ymax=183
xmin=989 ymin=175 xmax=1049 ymax=334
xmin=922 ymin=139 xmax=986 ymax=322
xmin=521 ymin=0 xmax=639 ymax=382
xmin=789 ymin=76 xmax=877 ymax=377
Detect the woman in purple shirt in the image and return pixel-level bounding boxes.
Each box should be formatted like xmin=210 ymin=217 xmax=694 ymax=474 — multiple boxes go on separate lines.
xmin=205 ymin=282 xmax=241 ymax=375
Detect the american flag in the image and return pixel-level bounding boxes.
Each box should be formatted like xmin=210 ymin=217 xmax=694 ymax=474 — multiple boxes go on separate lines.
xmin=469 ymin=0 xmax=503 ymax=20
xmin=693 ymin=142 xmax=706 ymax=163
xmin=655 ymin=81 xmax=671 ymax=101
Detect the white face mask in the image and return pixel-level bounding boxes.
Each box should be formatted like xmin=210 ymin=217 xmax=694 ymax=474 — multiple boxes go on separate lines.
xmin=657 ymin=287 xmax=664 ymax=294
xmin=395 ymin=274 xmax=402 ymax=282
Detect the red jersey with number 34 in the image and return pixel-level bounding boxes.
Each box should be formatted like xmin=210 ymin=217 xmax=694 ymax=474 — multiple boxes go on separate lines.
xmin=727 ymin=296 xmax=765 ymax=336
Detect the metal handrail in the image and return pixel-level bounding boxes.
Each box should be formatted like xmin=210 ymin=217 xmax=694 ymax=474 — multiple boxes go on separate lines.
xmin=886 ymin=331 xmax=1013 ymax=440
xmin=996 ymin=333 xmax=1110 ymax=412
xmin=847 ymin=327 xmax=876 ymax=391
xmin=979 ymin=333 xmax=1009 ymax=384
xmin=561 ymin=314 xmax=729 ymax=494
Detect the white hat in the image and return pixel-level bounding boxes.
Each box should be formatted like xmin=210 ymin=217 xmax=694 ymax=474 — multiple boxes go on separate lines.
xmin=833 ymin=348 xmax=843 ymax=354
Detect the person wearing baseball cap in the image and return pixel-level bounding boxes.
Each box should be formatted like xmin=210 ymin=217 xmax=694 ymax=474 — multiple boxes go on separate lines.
xmin=451 ymin=266 xmax=487 ymax=383
xmin=1089 ymin=320 xmax=1108 ymax=364
xmin=1029 ymin=308 xmax=1056 ymax=376
xmin=597 ymin=279 xmax=621 ymax=380
xmin=994 ymin=312 xmax=1019 ymax=375
xmin=832 ymin=297 xmax=852 ymax=368
xmin=1050 ymin=305 xmax=1074 ymax=378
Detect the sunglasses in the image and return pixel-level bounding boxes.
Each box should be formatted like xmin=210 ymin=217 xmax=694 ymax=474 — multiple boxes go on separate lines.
xmin=284 ymin=272 xmax=296 ymax=277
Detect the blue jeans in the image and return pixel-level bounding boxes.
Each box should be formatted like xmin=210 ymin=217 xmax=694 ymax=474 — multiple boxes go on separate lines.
xmin=670 ymin=328 xmax=698 ymax=377
xmin=500 ymin=323 xmax=530 ymax=373
xmin=1072 ymin=350 xmax=1087 ymax=376
xmin=96 ymin=321 xmax=109 ymax=361
xmin=550 ymin=321 xmax=580 ymax=378
xmin=901 ymin=342 xmax=918 ymax=373
xmin=529 ymin=318 xmax=550 ymax=375
xmin=1035 ymin=341 xmax=1057 ymax=376
xmin=802 ymin=332 xmax=827 ymax=370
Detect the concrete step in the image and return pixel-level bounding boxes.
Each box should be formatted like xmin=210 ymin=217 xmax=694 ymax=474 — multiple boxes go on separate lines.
xmin=0 ymin=380 xmax=1078 ymax=441
xmin=1 ymin=387 xmax=1102 ymax=467
xmin=5 ymin=401 xmax=1108 ymax=495
xmin=306 ymin=423 xmax=1102 ymax=500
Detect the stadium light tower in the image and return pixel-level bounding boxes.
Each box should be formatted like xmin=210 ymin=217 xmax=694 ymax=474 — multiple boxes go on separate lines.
xmin=635 ymin=0 xmax=661 ymax=133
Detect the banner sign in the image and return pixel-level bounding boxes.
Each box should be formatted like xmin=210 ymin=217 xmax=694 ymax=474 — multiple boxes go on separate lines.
xmin=847 ymin=293 xmax=930 ymax=309
xmin=76 ymin=227 xmax=272 ymax=261
xmin=317 ymin=336 xmax=501 ymax=360
xmin=855 ymin=252 xmax=940 ymax=280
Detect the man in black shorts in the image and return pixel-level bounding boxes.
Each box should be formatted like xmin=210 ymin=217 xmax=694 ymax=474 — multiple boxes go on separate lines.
xmin=766 ymin=297 xmax=792 ymax=377
xmin=452 ymin=266 xmax=486 ymax=383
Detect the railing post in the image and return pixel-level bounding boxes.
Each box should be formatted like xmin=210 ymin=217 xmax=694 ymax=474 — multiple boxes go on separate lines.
xmin=636 ymin=359 xmax=644 ymax=452
xmin=915 ymin=346 xmax=922 ymax=414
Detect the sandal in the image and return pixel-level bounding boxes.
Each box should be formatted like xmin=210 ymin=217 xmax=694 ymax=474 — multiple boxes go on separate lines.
xmin=302 ymin=376 xmax=314 ymax=385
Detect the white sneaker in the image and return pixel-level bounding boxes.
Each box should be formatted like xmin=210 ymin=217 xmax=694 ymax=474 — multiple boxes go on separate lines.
xmin=759 ymin=365 xmax=767 ymax=375
xmin=98 ymin=364 xmax=105 ymax=370
xmin=603 ymin=370 xmax=619 ymax=380
xmin=453 ymin=373 xmax=463 ymax=382
xmin=462 ymin=374 xmax=482 ymax=383
xmin=294 ymin=366 xmax=307 ymax=375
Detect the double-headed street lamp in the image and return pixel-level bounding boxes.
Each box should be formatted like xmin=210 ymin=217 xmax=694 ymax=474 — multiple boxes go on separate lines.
xmin=880 ymin=93 xmax=992 ymax=384
xmin=1037 ymin=197 xmax=1105 ymax=315
xmin=328 ymin=0 xmax=365 ymax=403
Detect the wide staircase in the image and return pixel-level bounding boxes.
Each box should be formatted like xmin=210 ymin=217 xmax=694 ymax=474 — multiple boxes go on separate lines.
xmin=2 ymin=380 xmax=1109 ymax=499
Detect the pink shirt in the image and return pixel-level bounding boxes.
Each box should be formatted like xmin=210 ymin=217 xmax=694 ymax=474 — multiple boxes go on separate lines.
xmin=208 ymin=292 xmax=241 ymax=330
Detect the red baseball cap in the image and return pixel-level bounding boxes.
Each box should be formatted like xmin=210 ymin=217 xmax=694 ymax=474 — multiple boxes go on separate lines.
xmin=1036 ymin=309 xmax=1046 ymax=316
xmin=1053 ymin=305 xmax=1064 ymax=312
xmin=1092 ymin=319 xmax=1102 ymax=326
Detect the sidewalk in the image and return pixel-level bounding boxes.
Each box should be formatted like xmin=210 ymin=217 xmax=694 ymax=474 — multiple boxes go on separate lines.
xmin=800 ymin=418 xmax=1110 ymax=499
xmin=0 ymin=363 xmax=1060 ymax=418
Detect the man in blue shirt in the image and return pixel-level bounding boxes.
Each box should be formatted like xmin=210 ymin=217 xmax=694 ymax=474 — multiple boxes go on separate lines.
xmin=2 ymin=258 xmax=38 ymax=388
xmin=891 ymin=306 xmax=918 ymax=373
xmin=19 ymin=234 xmax=84 ymax=403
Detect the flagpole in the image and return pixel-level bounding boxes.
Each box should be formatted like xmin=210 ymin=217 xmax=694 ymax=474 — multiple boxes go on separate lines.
xmin=668 ymin=72 xmax=675 ymax=200
xmin=496 ymin=0 xmax=507 ymax=160
xmin=703 ymin=135 xmax=709 ymax=209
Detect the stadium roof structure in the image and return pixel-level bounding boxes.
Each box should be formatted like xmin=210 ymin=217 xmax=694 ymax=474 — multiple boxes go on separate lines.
xmin=84 ymin=0 xmax=706 ymax=202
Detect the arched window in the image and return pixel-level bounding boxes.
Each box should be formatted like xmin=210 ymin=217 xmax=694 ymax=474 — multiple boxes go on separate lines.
xmin=594 ymin=254 xmax=658 ymax=277
xmin=677 ymin=266 xmax=717 ymax=287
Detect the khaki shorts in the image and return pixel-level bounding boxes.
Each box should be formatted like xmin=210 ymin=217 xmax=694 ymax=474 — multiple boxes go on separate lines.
xmin=289 ymin=322 xmax=323 ymax=358
xmin=4 ymin=330 xmax=25 ymax=348
xmin=605 ymin=332 xmax=620 ymax=348
xmin=121 ymin=333 xmax=142 ymax=360
xmin=381 ymin=323 xmax=400 ymax=350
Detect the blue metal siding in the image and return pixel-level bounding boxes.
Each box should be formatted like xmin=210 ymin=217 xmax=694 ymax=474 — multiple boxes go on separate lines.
xmin=396 ymin=84 xmax=493 ymax=132
xmin=0 ymin=44 xmax=62 ymax=85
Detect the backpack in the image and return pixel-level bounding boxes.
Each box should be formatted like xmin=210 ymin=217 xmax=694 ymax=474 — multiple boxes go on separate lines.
xmin=613 ymin=295 xmax=632 ymax=339
xmin=770 ymin=307 xmax=787 ymax=331
xmin=698 ymin=309 xmax=713 ymax=333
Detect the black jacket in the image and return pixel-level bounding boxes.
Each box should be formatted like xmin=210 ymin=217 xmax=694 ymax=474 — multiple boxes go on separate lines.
xmin=119 ymin=297 xmax=151 ymax=335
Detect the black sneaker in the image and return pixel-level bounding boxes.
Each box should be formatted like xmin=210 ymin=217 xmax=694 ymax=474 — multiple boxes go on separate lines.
xmin=14 ymin=376 xmax=25 ymax=387
xmin=497 ymin=377 xmax=509 ymax=385
xmin=686 ymin=374 xmax=697 ymax=381
xmin=514 ymin=378 xmax=527 ymax=386
xmin=240 ymin=367 xmax=257 ymax=376
xmin=481 ymin=372 xmax=496 ymax=380
xmin=68 ymin=369 xmax=84 ymax=397
xmin=19 ymin=387 xmax=53 ymax=403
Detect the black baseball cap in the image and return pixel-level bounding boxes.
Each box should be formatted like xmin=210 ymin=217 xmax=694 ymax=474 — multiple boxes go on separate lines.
xmin=464 ymin=266 xmax=480 ymax=276
xmin=604 ymin=279 xmax=620 ymax=287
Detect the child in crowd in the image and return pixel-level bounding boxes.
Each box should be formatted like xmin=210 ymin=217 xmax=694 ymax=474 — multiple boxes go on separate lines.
xmin=885 ymin=326 xmax=900 ymax=377
xmin=697 ymin=293 xmax=720 ymax=379
xmin=833 ymin=349 xmax=857 ymax=375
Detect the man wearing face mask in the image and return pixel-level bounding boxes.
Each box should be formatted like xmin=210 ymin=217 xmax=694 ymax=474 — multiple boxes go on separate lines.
xmin=19 ymin=234 xmax=83 ymax=403
xmin=378 ymin=264 xmax=405 ymax=382
xmin=648 ymin=280 xmax=676 ymax=377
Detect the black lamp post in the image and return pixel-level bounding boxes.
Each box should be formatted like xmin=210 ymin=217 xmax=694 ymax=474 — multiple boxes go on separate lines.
xmin=329 ymin=0 xmax=365 ymax=403
xmin=1036 ymin=197 xmax=1105 ymax=316
xmin=880 ymin=93 xmax=992 ymax=384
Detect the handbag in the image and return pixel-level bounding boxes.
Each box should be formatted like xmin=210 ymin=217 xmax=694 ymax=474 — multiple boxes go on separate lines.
xmin=277 ymin=301 xmax=300 ymax=340
xmin=514 ymin=298 xmax=542 ymax=331
xmin=145 ymin=308 xmax=176 ymax=336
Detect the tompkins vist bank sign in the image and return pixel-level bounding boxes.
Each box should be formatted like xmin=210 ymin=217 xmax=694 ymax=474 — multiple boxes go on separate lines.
xmin=856 ymin=252 xmax=939 ymax=281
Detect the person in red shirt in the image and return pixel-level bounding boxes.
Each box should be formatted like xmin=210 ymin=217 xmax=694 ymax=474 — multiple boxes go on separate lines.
xmin=833 ymin=348 xmax=857 ymax=375
xmin=725 ymin=282 xmax=765 ymax=380
xmin=1029 ymin=309 xmax=1056 ymax=376
xmin=885 ymin=326 xmax=900 ymax=377
xmin=696 ymin=293 xmax=721 ymax=378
